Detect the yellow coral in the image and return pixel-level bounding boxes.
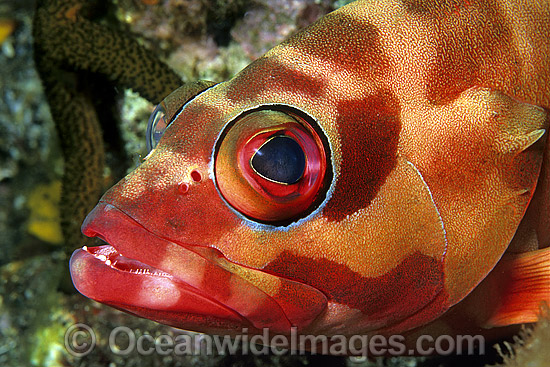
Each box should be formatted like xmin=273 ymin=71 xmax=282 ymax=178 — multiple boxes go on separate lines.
xmin=26 ymin=181 xmax=64 ymax=244
xmin=0 ymin=19 xmax=15 ymax=44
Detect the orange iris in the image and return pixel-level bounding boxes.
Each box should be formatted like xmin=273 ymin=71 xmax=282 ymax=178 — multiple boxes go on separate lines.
xmin=214 ymin=107 xmax=331 ymax=224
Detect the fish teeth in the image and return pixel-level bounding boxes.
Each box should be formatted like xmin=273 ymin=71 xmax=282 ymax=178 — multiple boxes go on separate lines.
xmin=127 ymin=268 xmax=171 ymax=277
xmin=87 ymin=248 xmax=172 ymax=278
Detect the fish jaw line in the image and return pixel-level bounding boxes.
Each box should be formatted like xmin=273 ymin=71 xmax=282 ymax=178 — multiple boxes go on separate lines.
xmin=71 ymin=201 xmax=302 ymax=333
xmin=70 ymin=244 xmax=254 ymax=334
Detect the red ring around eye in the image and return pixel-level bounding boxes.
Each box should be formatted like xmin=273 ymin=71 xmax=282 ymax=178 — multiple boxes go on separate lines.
xmin=214 ymin=108 xmax=329 ymax=223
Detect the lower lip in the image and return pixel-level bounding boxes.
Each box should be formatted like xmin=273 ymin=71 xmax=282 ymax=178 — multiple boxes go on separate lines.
xmin=69 ymin=246 xmax=252 ymax=331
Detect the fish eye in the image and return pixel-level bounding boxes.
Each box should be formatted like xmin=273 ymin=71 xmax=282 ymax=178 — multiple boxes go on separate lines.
xmin=250 ymin=136 xmax=306 ymax=185
xmin=146 ymin=102 xmax=170 ymax=152
xmin=214 ymin=107 xmax=331 ymax=224
xmin=145 ymin=82 xmax=218 ymax=153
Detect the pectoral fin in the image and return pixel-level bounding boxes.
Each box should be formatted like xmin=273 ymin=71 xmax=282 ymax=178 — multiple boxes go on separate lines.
xmin=483 ymin=248 xmax=550 ymax=327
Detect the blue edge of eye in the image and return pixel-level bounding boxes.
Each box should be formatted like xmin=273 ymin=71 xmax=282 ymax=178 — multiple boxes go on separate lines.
xmin=251 ymin=136 xmax=306 ymax=184
xmin=146 ymin=104 xmax=167 ymax=152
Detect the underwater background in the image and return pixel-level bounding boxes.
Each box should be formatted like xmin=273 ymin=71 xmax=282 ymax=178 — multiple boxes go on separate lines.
xmin=0 ymin=0 xmax=548 ymax=366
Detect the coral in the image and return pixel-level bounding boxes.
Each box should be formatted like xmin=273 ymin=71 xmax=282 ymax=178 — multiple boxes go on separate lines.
xmin=490 ymin=305 xmax=550 ymax=367
xmin=33 ymin=0 xmax=183 ymax=254
xmin=0 ymin=18 xmax=15 ymax=44
xmin=0 ymin=0 xmax=60 ymax=265
xmin=26 ymin=180 xmax=63 ymax=245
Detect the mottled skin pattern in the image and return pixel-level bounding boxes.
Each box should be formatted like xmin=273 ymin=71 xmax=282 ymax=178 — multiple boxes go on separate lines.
xmin=70 ymin=0 xmax=550 ymax=352
xmin=33 ymin=0 xmax=209 ymax=250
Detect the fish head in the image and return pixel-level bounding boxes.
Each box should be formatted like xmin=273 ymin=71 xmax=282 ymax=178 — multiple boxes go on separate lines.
xmin=69 ymin=70 xmax=450 ymax=337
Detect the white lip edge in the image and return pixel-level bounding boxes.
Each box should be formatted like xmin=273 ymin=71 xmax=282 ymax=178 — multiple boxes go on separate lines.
xmin=208 ymin=102 xmax=337 ymax=233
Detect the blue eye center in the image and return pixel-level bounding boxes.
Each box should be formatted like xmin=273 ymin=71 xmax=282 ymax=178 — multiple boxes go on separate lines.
xmin=250 ymin=136 xmax=306 ymax=184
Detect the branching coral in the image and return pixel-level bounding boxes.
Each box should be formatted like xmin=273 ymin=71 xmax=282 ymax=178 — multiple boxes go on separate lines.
xmin=33 ymin=0 xmax=211 ymax=251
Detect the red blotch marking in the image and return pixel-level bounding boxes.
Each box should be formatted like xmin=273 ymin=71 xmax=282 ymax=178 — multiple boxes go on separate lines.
xmin=225 ymin=58 xmax=327 ymax=103
xmin=422 ymin=2 xmax=516 ymax=104
xmin=323 ymin=91 xmax=401 ymax=221
xmin=264 ymin=250 xmax=444 ymax=326
xmin=225 ymin=14 xmax=387 ymax=104
xmin=285 ymin=12 xmax=389 ymax=74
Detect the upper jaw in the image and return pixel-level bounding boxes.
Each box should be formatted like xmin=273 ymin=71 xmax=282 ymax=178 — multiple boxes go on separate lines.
xmin=71 ymin=201 xmax=328 ymax=334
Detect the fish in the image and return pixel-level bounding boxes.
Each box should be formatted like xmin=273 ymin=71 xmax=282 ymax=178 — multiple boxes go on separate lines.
xmin=69 ymin=0 xmax=550 ymax=353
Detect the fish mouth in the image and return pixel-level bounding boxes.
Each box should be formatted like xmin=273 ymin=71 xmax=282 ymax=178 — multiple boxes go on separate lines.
xmin=70 ymin=202 xmax=327 ymax=335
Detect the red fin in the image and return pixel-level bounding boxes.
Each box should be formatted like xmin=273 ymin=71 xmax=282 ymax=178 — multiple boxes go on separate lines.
xmin=483 ymin=248 xmax=550 ymax=327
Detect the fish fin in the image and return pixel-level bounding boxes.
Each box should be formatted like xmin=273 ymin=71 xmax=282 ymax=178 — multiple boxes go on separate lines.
xmin=483 ymin=247 xmax=550 ymax=327
xmin=516 ymin=128 xmax=546 ymax=153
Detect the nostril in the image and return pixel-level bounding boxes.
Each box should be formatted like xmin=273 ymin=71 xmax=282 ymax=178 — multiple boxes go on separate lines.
xmin=190 ymin=170 xmax=202 ymax=182
xmin=178 ymin=182 xmax=190 ymax=194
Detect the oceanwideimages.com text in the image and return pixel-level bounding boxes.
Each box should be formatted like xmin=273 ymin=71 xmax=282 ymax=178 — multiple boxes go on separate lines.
xmin=65 ymin=324 xmax=485 ymax=357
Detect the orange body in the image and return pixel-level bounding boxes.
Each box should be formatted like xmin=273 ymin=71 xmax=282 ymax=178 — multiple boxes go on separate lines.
xmin=70 ymin=0 xmax=550 ymax=353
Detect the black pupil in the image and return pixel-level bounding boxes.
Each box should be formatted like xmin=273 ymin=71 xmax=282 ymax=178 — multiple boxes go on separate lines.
xmin=251 ymin=136 xmax=306 ymax=184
